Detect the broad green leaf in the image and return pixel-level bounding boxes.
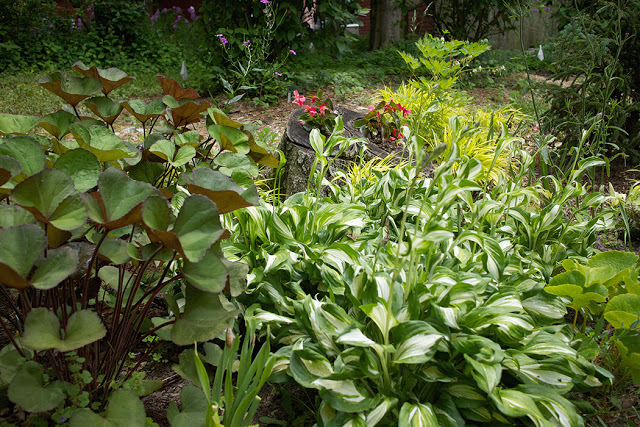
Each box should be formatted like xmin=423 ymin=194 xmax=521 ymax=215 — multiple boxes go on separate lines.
xmin=464 ymin=355 xmax=501 ymax=394
xmin=39 ymin=72 xmax=102 ymax=107
xmin=182 ymin=168 xmax=259 ymax=214
xmin=167 ymin=385 xmax=207 ymax=427
xmin=30 ymin=246 xmax=79 ymax=289
xmin=0 ymin=204 xmax=36 ymax=227
xmin=0 ymin=113 xmax=40 ymax=136
xmin=39 ymin=111 xmax=78 ymax=139
xmin=492 ymin=388 xmax=543 ymax=419
xmin=316 ymin=379 xmax=376 ymax=413
xmin=171 ymin=286 xmax=240 ymax=345
xmin=0 ymin=155 xmax=21 ymax=185
xmin=121 ymin=99 xmax=166 ymax=123
xmin=7 ymin=362 xmax=66 ymax=413
xmin=97 ymin=237 xmax=131 ymax=265
xmin=175 ymin=130 xmax=201 ymax=147
xmin=22 ymin=308 xmax=107 ymax=352
xmin=391 ymin=321 xmax=444 ymax=364
xmin=586 ymin=251 xmax=638 ymax=289
xmin=208 ymin=124 xmax=250 ymax=154
xmin=82 ymin=167 xmax=162 ymax=229
xmin=182 ymin=246 xmax=228 ymax=292
xmin=0 ymin=224 xmax=45 ymax=289
xmin=149 ymin=139 xmax=175 ymax=161
xmin=143 ymin=195 xmax=227 ymax=262
xmin=70 ymin=125 xmax=138 ymax=162
xmin=84 ymin=96 xmax=123 ymax=124
xmin=214 ymin=152 xmax=258 ymax=178
xmin=72 ymin=61 xmax=135 ymax=95
xmin=70 ymin=389 xmax=146 ymax=427
xmin=398 ymin=402 xmax=439 ymax=426
xmin=11 ymin=168 xmax=87 ymax=230
xmin=604 ymin=294 xmax=640 ymax=329
xmin=172 ymin=146 xmax=196 ymax=167
xmin=54 ymin=148 xmax=101 ymax=192
xmin=157 ymin=75 xmax=199 ymax=100
xmin=0 ymin=136 xmax=45 ymax=179
xmin=128 ymin=161 xmax=164 ymax=185
xmin=169 ymin=100 xmax=211 ymax=127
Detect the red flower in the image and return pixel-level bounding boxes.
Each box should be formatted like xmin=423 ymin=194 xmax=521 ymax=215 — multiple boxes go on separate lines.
xmin=318 ymin=103 xmax=328 ymax=115
xmin=293 ymin=90 xmax=306 ymax=106
xmin=304 ymin=105 xmax=317 ymax=117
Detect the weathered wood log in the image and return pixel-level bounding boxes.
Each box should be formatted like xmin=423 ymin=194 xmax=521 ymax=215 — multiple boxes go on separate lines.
xmin=274 ymin=107 xmax=411 ymax=197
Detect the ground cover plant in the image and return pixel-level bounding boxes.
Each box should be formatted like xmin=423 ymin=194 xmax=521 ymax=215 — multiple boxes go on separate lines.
xmin=1 ymin=4 xmax=640 ymax=425
xmin=0 ymin=62 xmax=279 ymax=424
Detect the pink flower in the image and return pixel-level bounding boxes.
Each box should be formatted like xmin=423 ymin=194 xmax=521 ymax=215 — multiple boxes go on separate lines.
xmin=215 ymin=33 xmax=223 ymax=37
xmin=261 ymin=0 xmax=271 ymax=3
xmin=311 ymin=96 xmax=317 ymax=103
xmin=219 ymin=37 xmax=228 ymax=45
xmin=299 ymin=120 xmax=305 ymax=125
xmin=367 ymin=105 xmax=375 ymax=112
xmin=275 ymin=71 xmax=282 ymax=76
xmin=289 ymin=49 xmax=296 ymax=55
xmin=304 ymin=105 xmax=317 ymax=117
xmin=243 ymin=39 xmax=250 ymax=46
xmin=318 ymin=103 xmax=327 ymax=115
xmin=293 ymin=90 xmax=306 ymax=106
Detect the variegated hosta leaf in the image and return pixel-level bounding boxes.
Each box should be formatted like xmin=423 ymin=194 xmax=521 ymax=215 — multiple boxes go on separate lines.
xmin=391 ymin=321 xmax=446 ymax=364
xmin=398 ymin=402 xmax=439 ymax=426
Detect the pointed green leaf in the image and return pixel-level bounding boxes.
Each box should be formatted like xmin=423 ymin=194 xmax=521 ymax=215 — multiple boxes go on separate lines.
xmin=172 ymin=145 xmax=196 ymax=167
xmin=70 ymin=389 xmax=145 ymax=427
xmin=149 ymin=139 xmax=175 ymax=162
xmin=0 ymin=113 xmax=40 ymax=136
xmin=22 ymin=308 xmax=107 ymax=352
xmin=398 ymin=402 xmax=439 ymax=426
xmin=7 ymin=362 xmax=66 ymax=413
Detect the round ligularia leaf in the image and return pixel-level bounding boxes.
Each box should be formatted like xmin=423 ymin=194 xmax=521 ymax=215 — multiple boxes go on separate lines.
xmin=7 ymin=362 xmax=66 ymax=413
xmin=54 ymin=148 xmax=101 ymax=192
xmin=0 ymin=113 xmax=40 ymax=136
xmin=22 ymin=308 xmax=107 ymax=352
xmin=39 ymin=72 xmax=102 ymax=107
xmin=72 ymin=61 xmax=135 ymax=95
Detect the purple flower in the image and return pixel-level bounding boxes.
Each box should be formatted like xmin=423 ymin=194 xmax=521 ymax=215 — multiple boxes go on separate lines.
xmin=172 ymin=6 xmax=181 ymax=11
xmin=76 ymin=18 xmax=82 ymax=30
xmin=161 ymin=8 xmax=167 ymax=13
xmin=260 ymin=0 xmax=271 ymax=3
xmin=220 ymin=37 xmax=228 ymax=45
xmin=289 ymin=49 xmax=296 ymax=55
xmin=215 ymin=33 xmax=223 ymax=37
xmin=188 ymin=6 xmax=196 ymax=20
xmin=87 ymin=7 xmax=93 ymax=19
xmin=151 ymin=11 xmax=159 ymax=23
xmin=59 ymin=416 xmax=67 ymax=423
xmin=243 ymin=39 xmax=250 ymax=46
xmin=275 ymin=71 xmax=282 ymax=76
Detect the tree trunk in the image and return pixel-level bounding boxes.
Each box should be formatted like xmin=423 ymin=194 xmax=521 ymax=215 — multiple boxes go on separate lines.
xmin=369 ymin=0 xmax=403 ymax=50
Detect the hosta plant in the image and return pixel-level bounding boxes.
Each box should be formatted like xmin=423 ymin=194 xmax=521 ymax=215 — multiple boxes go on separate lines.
xmin=0 ymin=62 xmax=277 ymax=424
xmin=229 ymin=124 xmax=616 ymax=425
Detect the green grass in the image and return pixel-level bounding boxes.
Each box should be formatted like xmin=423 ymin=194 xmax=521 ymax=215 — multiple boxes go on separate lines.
xmin=0 ymin=67 xmax=169 ymax=117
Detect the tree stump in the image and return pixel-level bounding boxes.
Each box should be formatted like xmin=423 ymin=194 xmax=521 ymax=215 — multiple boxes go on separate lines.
xmin=274 ymin=107 xmax=409 ymax=197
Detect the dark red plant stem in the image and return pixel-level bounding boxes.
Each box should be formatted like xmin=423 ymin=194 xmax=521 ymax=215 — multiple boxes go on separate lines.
xmin=0 ymin=315 xmax=25 ymax=358
xmin=119 ymin=339 xmax=164 ymax=385
xmin=81 ymin=231 xmax=108 ymax=309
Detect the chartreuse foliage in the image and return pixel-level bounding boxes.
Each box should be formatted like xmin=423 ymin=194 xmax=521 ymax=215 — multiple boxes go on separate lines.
xmin=546 ymin=251 xmax=640 ymax=386
xmin=0 ymin=62 xmax=278 ymax=424
xmin=374 ymin=36 xmax=525 ymax=181
xmin=225 ymin=121 xmax=616 ymax=425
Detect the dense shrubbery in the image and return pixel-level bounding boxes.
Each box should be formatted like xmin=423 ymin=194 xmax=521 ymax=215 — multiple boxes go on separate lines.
xmin=544 ymin=0 xmax=640 ymax=162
